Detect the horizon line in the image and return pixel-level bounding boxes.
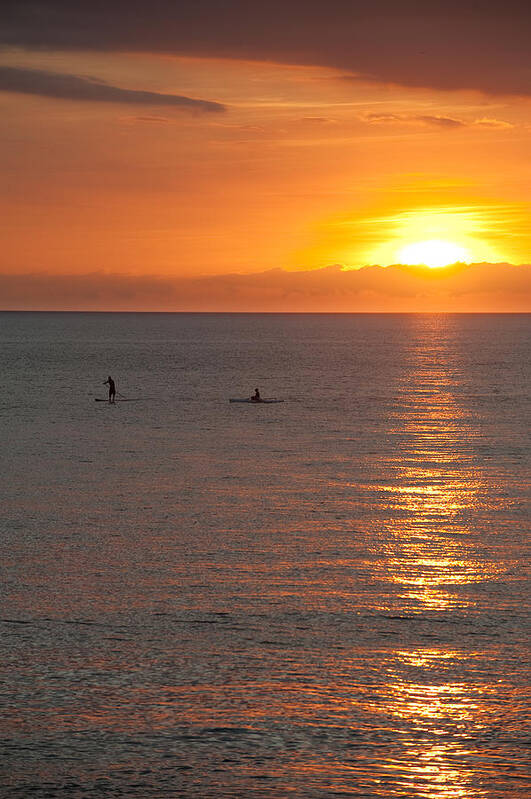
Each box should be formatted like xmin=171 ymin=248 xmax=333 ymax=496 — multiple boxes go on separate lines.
xmin=1 ymin=309 xmax=529 ymax=315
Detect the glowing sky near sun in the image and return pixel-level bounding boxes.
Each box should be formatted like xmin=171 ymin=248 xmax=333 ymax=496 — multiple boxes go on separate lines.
xmin=0 ymin=1 xmax=529 ymax=310
xmin=398 ymin=241 xmax=469 ymax=268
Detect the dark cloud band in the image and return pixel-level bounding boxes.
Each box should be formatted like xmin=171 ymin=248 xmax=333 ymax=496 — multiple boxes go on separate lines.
xmin=1 ymin=0 xmax=530 ymax=96
xmin=0 ymin=65 xmax=225 ymax=111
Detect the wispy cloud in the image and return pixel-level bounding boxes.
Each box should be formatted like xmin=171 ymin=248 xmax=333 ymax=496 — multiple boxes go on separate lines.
xmin=131 ymin=115 xmax=170 ymax=123
xmin=0 ymin=65 xmax=226 ymax=111
xmin=473 ymin=117 xmax=514 ymax=129
xmin=415 ymin=115 xmax=465 ymax=128
xmin=365 ymin=113 xmax=514 ymax=129
xmin=367 ymin=112 xmax=465 ymax=128
xmin=1 ymin=263 xmax=528 ymax=312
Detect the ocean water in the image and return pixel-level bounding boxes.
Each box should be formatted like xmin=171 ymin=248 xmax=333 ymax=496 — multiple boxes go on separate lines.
xmin=0 ymin=312 xmax=529 ymax=799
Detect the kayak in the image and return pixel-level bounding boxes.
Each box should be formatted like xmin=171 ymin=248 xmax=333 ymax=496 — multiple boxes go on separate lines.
xmin=229 ymin=398 xmax=284 ymax=404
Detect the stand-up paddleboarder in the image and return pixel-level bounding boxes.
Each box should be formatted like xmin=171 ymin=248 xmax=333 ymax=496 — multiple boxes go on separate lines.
xmin=103 ymin=375 xmax=116 ymax=404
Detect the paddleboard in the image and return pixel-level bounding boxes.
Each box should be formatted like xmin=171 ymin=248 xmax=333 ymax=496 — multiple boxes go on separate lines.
xmin=94 ymin=398 xmax=148 ymax=402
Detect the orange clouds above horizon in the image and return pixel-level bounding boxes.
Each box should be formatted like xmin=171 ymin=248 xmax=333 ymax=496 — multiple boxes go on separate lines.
xmin=1 ymin=263 xmax=529 ymax=313
xmin=0 ymin=1 xmax=529 ymax=310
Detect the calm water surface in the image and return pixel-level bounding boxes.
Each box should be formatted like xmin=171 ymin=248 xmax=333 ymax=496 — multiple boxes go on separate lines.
xmin=1 ymin=313 xmax=529 ymax=798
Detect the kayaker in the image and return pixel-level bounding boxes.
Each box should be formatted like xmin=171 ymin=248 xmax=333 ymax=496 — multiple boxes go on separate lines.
xmin=250 ymin=387 xmax=261 ymax=402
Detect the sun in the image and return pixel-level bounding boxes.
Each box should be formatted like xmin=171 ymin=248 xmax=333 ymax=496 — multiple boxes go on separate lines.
xmin=398 ymin=239 xmax=469 ymax=268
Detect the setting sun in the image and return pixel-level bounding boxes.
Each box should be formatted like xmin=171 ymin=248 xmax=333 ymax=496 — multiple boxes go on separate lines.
xmin=398 ymin=240 xmax=470 ymax=268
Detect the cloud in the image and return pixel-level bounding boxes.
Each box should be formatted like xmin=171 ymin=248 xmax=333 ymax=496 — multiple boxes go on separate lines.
xmin=473 ymin=117 xmax=515 ymax=129
xmin=1 ymin=1 xmax=530 ymax=96
xmin=0 ymin=65 xmax=226 ymax=111
xmin=366 ymin=112 xmax=515 ymax=129
xmin=131 ymin=115 xmax=170 ymax=123
xmin=367 ymin=112 xmax=466 ymax=128
xmin=1 ymin=263 xmax=529 ymax=312
xmin=415 ymin=115 xmax=465 ymax=128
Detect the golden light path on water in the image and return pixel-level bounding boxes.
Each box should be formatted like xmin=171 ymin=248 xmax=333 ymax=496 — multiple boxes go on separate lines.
xmin=353 ymin=318 xmax=502 ymax=797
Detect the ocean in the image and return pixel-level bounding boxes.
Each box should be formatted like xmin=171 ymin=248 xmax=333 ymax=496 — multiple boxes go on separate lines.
xmin=1 ymin=312 xmax=529 ymax=798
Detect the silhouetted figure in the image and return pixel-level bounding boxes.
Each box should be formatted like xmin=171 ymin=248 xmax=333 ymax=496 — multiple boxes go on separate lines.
xmin=251 ymin=387 xmax=261 ymax=402
xmin=103 ymin=375 xmax=116 ymax=404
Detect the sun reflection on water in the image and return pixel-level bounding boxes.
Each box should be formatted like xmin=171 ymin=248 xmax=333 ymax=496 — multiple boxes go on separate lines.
xmin=355 ymin=319 xmax=505 ymax=796
xmin=363 ymin=329 xmax=504 ymax=615
xmin=353 ymin=648 xmax=495 ymax=798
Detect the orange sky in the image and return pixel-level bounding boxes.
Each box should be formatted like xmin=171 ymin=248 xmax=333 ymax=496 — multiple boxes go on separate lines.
xmin=0 ymin=2 xmax=530 ymax=310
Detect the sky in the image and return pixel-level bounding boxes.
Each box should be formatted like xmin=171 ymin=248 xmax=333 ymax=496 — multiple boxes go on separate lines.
xmin=1 ymin=0 xmax=530 ymax=311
